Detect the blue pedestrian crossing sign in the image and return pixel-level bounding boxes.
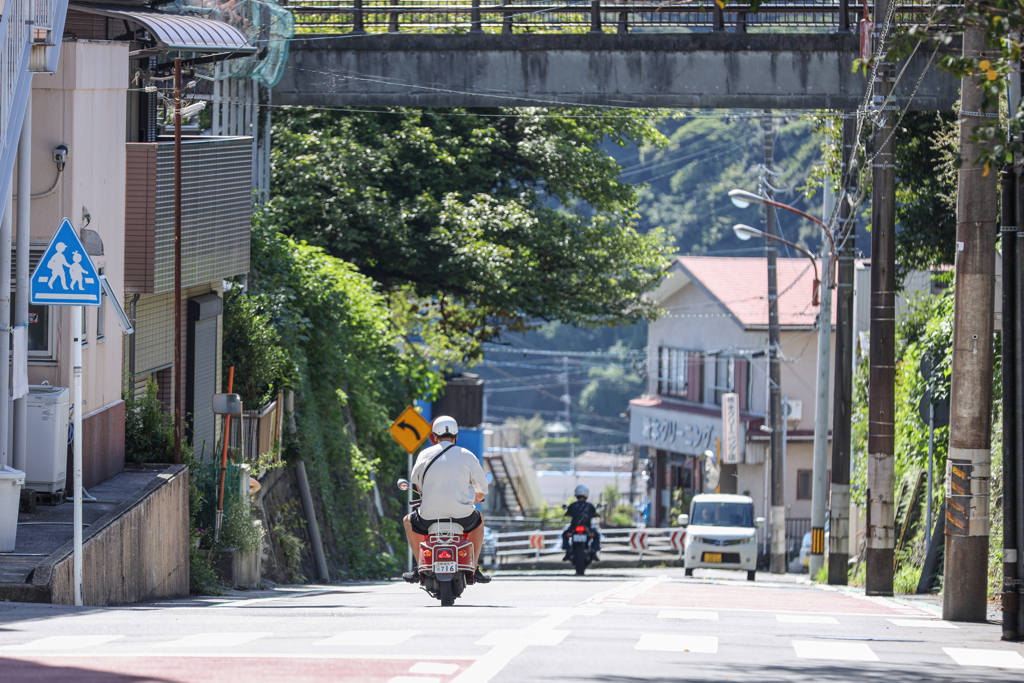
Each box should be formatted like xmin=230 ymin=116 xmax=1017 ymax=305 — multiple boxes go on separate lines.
xmin=31 ymin=218 xmax=102 ymax=306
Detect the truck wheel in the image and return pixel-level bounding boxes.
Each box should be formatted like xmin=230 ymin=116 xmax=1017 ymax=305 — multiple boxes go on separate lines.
xmin=684 ymin=568 xmax=693 ymax=577
xmin=747 ymin=570 xmax=756 ymax=582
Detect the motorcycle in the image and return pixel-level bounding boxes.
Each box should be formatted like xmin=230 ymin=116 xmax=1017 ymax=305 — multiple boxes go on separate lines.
xmin=562 ymin=506 xmax=600 ymax=576
xmin=398 ymin=478 xmax=477 ymax=607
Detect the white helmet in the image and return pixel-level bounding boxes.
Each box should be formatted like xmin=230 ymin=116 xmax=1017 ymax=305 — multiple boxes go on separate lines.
xmin=432 ymin=415 xmax=459 ymax=438
xmin=574 ymin=484 xmax=590 ymax=498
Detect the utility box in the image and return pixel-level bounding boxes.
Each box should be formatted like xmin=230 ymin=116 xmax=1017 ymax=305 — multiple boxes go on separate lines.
xmin=6 ymin=386 xmax=70 ymax=494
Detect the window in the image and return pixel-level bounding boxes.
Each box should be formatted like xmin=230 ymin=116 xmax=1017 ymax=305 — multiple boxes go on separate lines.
xmin=797 ymin=469 xmax=813 ymax=500
xmin=9 ymin=304 xmax=54 ymax=360
xmin=657 ymin=347 xmax=703 ymax=401
xmin=714 ymin=356 xmax=750 ymax=408
xmin=96 ymin=266 xmax=105 ymax=341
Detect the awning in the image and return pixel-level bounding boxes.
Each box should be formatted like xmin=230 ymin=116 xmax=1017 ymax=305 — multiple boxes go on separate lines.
xmin=70 ymin=4 xmax=257 ymax=54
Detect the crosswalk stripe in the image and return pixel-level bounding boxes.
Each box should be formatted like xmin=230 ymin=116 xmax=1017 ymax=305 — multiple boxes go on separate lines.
xmin=1 ymin=635 xmax=124 ymax=650
xmin=776 ymin=615 xmax=839 ymax=624
xmin=887 ymin=619 xmax=956 ymax=628
xmin=792 ymin=640 xmax=878 ymax=662
xmin=944 ymin=648 xmax=1024 ymax=669
xmin=410 ymin=662 xmax=461 ymax=675
xmin=316 ymin=631 xmax=419 ymax=647
xmin=636 ymin=634 xmax=718 ymax=653
xmin=158 ymin=632 xmax=272 ymax=648
xmin=658 ymin=610 xmax=718 ymax=620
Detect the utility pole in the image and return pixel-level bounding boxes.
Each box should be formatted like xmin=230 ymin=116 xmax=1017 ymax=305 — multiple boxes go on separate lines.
xmin=1002 ymin=39 xmax=1022 ymax=642
xmin=829 ymin=114 xmax=857 ymax=584
xmin=12 ymin=93 xmax=31 ymax=473
xmin=943 ymin=26 xmax=998 ymax=622
xmin=809 ymin=160 xmax=834 ymax=579
xmin=173 ymin=57 xmax=183 ymax=465
xmin=1000 ymin=159 xmax=1018 ymax=639
xmin=763 ymin=114 xmax=786 ymax=574
xmin=562 ymin=356 xmax=575 ymax=474
xmin=1011 ymin=48 xmax=1024 ymax=640
xmin=865 ymin=0 xmax=897 ymax=596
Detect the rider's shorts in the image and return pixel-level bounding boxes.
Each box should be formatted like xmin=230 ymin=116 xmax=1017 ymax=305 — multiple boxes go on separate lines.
xmin=409 ymin=509 xmax=482 ymax=535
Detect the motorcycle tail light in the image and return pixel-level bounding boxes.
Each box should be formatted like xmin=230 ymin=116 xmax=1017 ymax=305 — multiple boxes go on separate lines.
xmin=574 ymin=526 xmax=586 ymax=534
xmin=436 ymin=548 xmax=454 ymax=560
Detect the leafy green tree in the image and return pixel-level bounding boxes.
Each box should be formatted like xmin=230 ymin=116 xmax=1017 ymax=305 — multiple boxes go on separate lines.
xmin=222 ymin=286 xmax=291 ymax=407
xmin=267 ymin=107 xmax=672 ymax=359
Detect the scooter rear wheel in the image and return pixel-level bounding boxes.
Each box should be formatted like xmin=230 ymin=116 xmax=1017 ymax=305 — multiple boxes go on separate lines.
xmin=439 ymin=579 xmax=455 ymax=607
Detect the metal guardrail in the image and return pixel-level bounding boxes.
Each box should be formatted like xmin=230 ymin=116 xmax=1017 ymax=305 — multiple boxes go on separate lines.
xmin=288 ymin=0 xmax=944 ymax=34
xmin=495 ymin=526 xmax=686 ymax=563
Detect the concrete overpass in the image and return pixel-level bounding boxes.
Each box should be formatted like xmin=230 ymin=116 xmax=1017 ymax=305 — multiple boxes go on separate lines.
xmin=273 ymin=33 xmax=959 ymax=110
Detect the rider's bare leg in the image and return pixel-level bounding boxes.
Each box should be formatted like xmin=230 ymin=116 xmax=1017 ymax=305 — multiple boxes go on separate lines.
xmin=468 ymin=514 xmax=485 ymax=566
xmin=403 ymin=514 xmax=424 ymax=560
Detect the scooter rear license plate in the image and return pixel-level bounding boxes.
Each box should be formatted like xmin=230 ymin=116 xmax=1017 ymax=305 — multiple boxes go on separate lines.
xmin=433 ymin=561 xmax=457 ymax=574
xmin=572 ymin=534 xmax=588 ymax=542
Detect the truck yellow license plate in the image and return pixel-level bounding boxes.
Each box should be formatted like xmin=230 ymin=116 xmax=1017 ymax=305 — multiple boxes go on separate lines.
xmin=703 ymin=552 xmax=723 ymax=563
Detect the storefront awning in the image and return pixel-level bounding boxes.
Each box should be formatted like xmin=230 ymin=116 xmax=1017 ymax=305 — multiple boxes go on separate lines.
xmin=70 ymin=4 xmax=257 ymax=54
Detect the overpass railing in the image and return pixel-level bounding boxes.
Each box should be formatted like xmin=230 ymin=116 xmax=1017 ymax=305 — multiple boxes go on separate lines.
xmin=288 ymin=0 xmax=942 ymax=35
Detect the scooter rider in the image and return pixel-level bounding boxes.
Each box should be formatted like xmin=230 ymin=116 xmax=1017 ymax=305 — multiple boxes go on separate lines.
xmin=562 ymin=484 xmax=601 ymax=561
xmin=403 ymin=415 xmax=491 ymax=584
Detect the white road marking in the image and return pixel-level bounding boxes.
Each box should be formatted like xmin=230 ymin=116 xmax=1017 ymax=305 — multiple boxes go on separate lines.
xmin=539 ymin=606 xmax=602 ymax=616
xmin=658 ymin=610 xmax=718 ymax=620
xmin=475 ymin=630 xmax=569 ymax=647
xmin=388 ymin=678 xmax=440 ymax=683
xmin=792 ymin=640 xmax=878 ymax=662
xmin=158 ymin=632 xmax=272 ymax=648
xmin=210 ymin=589 xmax=344 ymax=608
xmin=887 ymin=619 xmax=956 ymax=628
xmin=452 ymin=606 xmax=600 ymax=683
xmin=944 ymin=648 xmax=1024 ymax=669
xmin=316 ymin=631 xmax=419 ymax=646
xmin=636 ymin=634 xmax=718 ymax=653
xmin=776 ymin=615 xmax=839 ymax=624
xmin=1 ymin=635 xmax=123 ymax=650
xmin=410 ymin=663 xmax=461 ymax=675
xmin=583 ymin=581 xmax=640 ymax=605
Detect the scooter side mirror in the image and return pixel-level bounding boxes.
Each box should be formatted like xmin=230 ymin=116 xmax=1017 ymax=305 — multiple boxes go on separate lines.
xmin=397 ymin=478 xmax=410 ymax=491
xmin=485 ymin=472 xmax=493 ymax=484
xmin=755 ymin=516 xmax=765 ymax=528
xmin=677 ymin=513 xmax=689 ymax=527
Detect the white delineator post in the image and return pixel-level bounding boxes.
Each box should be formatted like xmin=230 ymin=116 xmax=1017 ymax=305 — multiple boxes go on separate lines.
xmin=73 ymin=305 xmax=83 ymax=606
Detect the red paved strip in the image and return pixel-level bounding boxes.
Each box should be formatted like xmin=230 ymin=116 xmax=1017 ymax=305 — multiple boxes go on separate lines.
xmin=1 ymin=656 xmax=468 ymax=683
xmin=630 ymin=584 xmax=907 ymax=614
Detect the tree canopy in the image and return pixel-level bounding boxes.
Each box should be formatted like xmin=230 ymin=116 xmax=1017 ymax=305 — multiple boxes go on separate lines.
xmin=266 ymin=107 xmax=672 ymax=359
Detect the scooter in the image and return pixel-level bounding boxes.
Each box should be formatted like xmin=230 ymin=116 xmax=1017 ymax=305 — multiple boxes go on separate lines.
xmin=398 ymin=478 xmax=477 ymax=606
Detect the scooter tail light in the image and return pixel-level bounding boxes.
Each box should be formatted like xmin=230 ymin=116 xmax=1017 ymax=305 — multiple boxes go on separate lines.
xmin=436 ymin=548 xmax=454 ymax=560
xmin=574 ymin=526 xmax=586 ymax=534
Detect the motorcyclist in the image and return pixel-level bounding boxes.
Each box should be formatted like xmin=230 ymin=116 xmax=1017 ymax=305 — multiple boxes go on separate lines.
xmin=403 ymin=415 xmax=491 ymax=584
xmin=561 ymin=484 xmax=601 ymax=561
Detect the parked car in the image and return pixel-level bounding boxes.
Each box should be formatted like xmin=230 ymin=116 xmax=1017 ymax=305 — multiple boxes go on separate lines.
xmin=680 ymin=494 xmax=764 ymax=581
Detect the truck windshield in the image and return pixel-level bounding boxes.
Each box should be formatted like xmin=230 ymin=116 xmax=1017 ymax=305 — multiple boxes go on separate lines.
xmin=691 ymin=501 xmax=754 ymax=527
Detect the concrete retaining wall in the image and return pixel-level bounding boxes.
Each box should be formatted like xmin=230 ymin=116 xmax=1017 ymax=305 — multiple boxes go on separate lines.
xmin=33 ymin=464 xmax=190 ymax=605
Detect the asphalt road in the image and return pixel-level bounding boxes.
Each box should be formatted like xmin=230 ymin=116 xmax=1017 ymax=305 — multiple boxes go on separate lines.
xmin=0 ymin=568 xmax=1021 ymax=683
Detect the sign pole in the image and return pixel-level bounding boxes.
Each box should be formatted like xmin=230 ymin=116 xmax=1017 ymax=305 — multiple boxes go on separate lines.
xmin=73 ymin=305 xmax=83 ymax=606
xmin=407 ymin=450 xmax=413 ymax=574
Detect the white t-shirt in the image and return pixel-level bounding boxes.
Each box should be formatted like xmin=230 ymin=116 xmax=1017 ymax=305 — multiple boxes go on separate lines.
xmin=411 ymin=441 xmax=488 ymax=520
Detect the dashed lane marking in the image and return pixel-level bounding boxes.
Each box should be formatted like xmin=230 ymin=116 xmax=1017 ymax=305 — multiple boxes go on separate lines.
xmin=158 ymin=633 xmax=273 ymax=648
xmin=0 ymin=636 xmax=124 ymax=650
xmin=316 ymin=631 xmax=419 ymax=647
xmin=635 ymin=634 xmax=718 ymax=653
xmin=658 ymin=610 xmax=718 ymax=620
xmin=776 ymin=615 xmax=839 ymax=624
xmin=887 ymin=618 xmax=957 ymax=628
xmin=944 ymin=648 xmax=1024 ymax=669
xmin=410 ymin=663 xmax=461 ymax=675
xmin=792 ymin=640 xmax=879 ymax=662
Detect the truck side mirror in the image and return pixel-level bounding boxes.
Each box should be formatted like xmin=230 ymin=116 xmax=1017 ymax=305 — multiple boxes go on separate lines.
xmin=677 ymin=513 xmax=689 ymax=527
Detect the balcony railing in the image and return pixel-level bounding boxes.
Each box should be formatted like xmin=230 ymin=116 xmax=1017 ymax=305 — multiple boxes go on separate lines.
xmin=125 ymin=136 xmax=253 ymax=294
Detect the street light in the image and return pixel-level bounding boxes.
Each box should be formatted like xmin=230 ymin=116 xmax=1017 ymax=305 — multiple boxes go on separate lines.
xmin=732 ymin=224 xmax=820 ymax=306
xmin=732 ymin=186 xmax=837 ymax=580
